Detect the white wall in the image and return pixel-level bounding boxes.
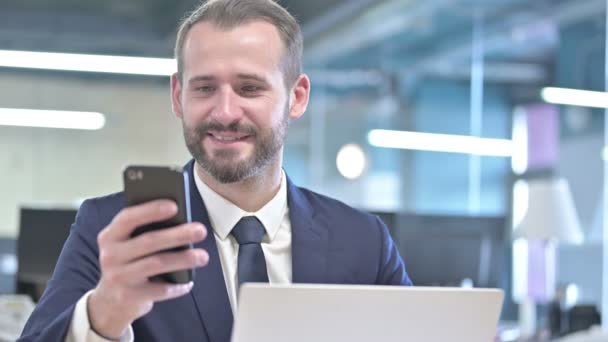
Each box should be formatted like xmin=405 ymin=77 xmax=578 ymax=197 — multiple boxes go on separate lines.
xmin=0 ymin=73 xmax=191 ymax=237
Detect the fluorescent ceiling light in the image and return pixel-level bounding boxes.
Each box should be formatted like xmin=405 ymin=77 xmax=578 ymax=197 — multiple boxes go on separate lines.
xmin=367 ymin=129 xmax=513 ymax=157
xmin=511 ymin=107 xmax=529 ymax=174
xmin=0 ymin=50 xmax=176 ymax=76
xmin=541 ymin=87 xmax=608 ymax=109
xmin=0 ymin=108 xmax=105 ymax=130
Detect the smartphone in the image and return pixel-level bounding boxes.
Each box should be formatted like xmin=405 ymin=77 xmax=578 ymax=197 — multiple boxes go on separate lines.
xmin=123 ymin=165 xmax=194 ymax=284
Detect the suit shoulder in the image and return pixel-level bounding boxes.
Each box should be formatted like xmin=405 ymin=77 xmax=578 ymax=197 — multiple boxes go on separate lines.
xmin=295 ymin=186 xmax=380 ymax=227
xmin=82 ymin=191 xmax=124 ymax=212
xmin=76 ymin=191 xmax=125 ymax=229
xmin=86 ymin=191 xmax=124 ymax=205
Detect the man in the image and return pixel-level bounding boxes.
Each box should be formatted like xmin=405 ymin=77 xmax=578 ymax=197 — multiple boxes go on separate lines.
xmin=19 ymin=0 xmax=411 ymax=341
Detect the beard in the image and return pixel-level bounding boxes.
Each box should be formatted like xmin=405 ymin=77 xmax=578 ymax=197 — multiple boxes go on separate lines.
xmin=183 ymin=103 xmax=289 ymax=184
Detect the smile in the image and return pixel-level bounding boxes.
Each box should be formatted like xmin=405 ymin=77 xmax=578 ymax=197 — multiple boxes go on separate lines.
xmin=207 ymin=132 xmax=251 ymax=144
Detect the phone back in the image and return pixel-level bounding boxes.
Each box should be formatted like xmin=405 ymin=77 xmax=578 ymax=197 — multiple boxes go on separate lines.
xmin=123 ymin=165 xmax=191 ymax=236
xmin=123 ymin=165 xmax=193 ymax=283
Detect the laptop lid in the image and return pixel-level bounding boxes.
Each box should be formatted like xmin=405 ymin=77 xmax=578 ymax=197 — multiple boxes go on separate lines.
xmin=232 ymin=284 xmax=504 ymax=342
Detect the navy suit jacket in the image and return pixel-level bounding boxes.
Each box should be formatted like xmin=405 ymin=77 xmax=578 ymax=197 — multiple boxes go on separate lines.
xmin=20 ymin=160 xmax=411 ymax=342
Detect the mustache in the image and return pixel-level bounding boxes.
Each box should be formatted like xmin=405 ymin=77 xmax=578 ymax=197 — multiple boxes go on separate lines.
xmin=195 ymin=121 xmax=257 ymax=136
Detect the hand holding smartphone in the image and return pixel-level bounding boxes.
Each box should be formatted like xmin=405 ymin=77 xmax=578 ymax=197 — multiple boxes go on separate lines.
xmin=123 ymin=165 xmax=194 ymax=284
xmin=89 ymin=166 xmax=207 ymax=338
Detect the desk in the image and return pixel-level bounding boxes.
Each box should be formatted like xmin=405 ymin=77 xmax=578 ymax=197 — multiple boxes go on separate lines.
xmin=0 ymin=295 xmax=35 ymax=341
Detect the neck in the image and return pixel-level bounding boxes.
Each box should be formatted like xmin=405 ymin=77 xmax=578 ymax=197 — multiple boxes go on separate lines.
xmin=195 ymin=156 xmax=283 ymax=212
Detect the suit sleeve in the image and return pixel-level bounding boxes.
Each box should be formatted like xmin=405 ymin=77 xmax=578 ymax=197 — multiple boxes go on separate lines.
xmin=374 ymin=216 xmax=413 ymax=286
xmin=19 ymin=199 xmax=103 ymax=341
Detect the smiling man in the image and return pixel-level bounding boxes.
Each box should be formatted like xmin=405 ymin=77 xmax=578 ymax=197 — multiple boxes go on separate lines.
xmin=19 ymin=1 xmax=411 ymax=341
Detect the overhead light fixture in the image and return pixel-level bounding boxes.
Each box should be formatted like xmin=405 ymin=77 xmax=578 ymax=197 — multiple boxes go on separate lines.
xmin=336 ymin=143 xmax=367 ymax=180
xmin=367 ymin=129 xmax=513 ymax=157
xmin=541 ymin=87 xmax=608 ymax=109
xmin=0 ymin=50 xmax=176 ymax=76
xmin=0 ymin=108 xmax=106 ymax=130
xmin=511 ymin=107 xmax=529 ymax=174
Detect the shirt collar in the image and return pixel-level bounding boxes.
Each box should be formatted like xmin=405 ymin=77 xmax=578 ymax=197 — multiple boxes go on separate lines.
xmin=193 ymin=168 xmax=288 ymax=242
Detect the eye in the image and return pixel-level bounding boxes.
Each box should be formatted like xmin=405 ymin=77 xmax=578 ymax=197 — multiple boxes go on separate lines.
xmin=195 ymin=85 xmax=215 ymax=93
xmin=241 ymin=85 xmax=260 ymax=93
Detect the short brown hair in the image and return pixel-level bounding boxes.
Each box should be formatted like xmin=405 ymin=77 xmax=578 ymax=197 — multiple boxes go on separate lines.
xmin=175 ymin=0 xmax=303 ymax=88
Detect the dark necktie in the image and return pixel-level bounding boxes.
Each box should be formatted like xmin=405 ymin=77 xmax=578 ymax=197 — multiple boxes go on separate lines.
xmin=231 ymin=216 xmax=269 ymax=287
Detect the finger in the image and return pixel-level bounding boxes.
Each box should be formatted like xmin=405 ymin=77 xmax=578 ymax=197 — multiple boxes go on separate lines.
xmin=100 ymin=200 xmax=178 ymax=242
xmin=110 ymin=223 xmax=207 ymax=264
xmin=114 ymin=282 xmax=194 ymax=307
xmin=138 ymin=281 xmax=194 ymax=303
xmin=119 ymin=249 xmax=209 ymax=285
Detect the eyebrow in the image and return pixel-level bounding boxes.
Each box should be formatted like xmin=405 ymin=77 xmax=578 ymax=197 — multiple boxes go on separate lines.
xmin=188 ymin=75 xmax=216 ymax=85
xmin=187 ymin=73 xmax=270 ymax=85
xmin=236 ymin=73 xmax=269 ymax=84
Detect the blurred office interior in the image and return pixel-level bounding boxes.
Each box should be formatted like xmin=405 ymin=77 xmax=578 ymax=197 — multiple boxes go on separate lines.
xmin=0 ymin=0 xmax=606 ymax=340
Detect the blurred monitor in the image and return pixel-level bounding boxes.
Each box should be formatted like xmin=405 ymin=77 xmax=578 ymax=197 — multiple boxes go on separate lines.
xmin=17 ymin=207 xmax=76 ymax=301
xmin=389 ymin=213 xmax=507 ymax=288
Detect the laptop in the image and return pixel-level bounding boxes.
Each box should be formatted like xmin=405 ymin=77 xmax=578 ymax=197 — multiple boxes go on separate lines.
xmin=231 ymin=284 xmax=504 ymax=342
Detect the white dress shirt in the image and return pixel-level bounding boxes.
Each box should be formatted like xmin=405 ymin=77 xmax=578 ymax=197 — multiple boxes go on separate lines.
xmin=195 ymin=169 xmax=292 ymax=313
xmin=66 ymin=170 xmax=292 ymax=342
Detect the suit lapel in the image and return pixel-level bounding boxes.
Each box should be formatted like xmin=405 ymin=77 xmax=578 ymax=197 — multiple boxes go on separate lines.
xmin=287 ymin=177 xmax=329 ymax=283
xmin=184 ymin=160 xmax=233 ymax=342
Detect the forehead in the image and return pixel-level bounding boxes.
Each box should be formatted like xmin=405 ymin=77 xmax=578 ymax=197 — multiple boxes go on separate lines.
xmin=181 ymin=20 xmax=285 ymax=77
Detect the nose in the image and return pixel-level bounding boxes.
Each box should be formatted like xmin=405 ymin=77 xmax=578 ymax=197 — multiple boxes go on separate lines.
xmin=210 ymin=86 xmax=244 ymax=125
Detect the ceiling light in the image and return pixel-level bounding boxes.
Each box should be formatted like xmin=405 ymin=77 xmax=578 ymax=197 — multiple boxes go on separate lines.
xmin=367 ymin=129 xmax=513 ymax=157
xmin=0 ymin=108 xmax=106 ymax=130
xmin=0 ymin=50 xmax=176 ymax=76
xmin=511 ymin=107 xmax=528 ymax=174
xmin=336 ymin=144 xmax=367 ymax=180
xmin=541 ymin=87 xmax=608 ymax=109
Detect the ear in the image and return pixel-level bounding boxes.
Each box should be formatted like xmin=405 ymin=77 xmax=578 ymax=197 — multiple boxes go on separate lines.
xmin=171 ymin=73 xmax=184 ymax=118
xmin=288 ymin=74 xmax=310 ymax=120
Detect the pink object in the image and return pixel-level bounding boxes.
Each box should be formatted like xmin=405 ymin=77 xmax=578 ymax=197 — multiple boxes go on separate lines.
xmin=525 ymin=104 xmax=559 ymax=171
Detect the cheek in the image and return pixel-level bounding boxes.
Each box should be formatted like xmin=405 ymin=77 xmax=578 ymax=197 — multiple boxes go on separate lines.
xmin=240 ymin=98 xmax=280 ymax=125
xmin=181 ymin=97 xmax=212 ymax=120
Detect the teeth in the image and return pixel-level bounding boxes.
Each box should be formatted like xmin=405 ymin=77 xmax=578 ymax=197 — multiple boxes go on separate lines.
xmin=214 ymin=135 xmax=242 ymax=142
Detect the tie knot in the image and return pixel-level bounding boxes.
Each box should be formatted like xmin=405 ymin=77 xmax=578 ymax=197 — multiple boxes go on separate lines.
xmin=231 ymin=216 xmax=265 ymax=245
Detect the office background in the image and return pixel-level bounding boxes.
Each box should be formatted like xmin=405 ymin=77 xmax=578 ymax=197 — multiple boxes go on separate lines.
xmin=0 ymin=0 xmax=605 ymax=337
